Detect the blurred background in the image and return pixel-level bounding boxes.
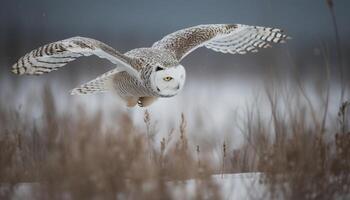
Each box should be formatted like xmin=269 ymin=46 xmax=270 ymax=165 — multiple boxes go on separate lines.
xmin=1 ymin=1 xmax=350 ymax=199
xmin=0 ymin=0 xmax=349 ymax=145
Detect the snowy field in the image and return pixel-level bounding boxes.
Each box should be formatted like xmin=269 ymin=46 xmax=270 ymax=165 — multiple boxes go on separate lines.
xmin=1 ymin=73 xmax=342 ymax=142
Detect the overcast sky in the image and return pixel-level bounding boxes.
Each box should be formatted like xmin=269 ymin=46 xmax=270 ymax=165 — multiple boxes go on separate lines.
xmin=1 ymin=0 xmax=349 ymax=42
xmin=0 ymin=0 xmax=349 ymax=76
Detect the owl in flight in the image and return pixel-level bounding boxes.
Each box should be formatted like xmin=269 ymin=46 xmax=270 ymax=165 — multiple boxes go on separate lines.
xmin=12 ymin=24 xmax=288 ymax=107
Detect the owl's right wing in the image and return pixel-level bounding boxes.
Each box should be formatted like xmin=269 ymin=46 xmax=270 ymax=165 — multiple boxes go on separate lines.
xmin=11 ymin=36 xmax=140 ymax=79
xmin=152 ymin=24 xmax=289 ymax=61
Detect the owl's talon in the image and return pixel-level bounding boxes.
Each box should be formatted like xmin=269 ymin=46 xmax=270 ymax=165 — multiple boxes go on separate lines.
xmin=137 ymin=100 xmax=143 ymax=107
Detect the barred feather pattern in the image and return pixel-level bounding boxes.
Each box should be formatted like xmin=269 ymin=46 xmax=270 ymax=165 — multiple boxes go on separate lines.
xmin=113 ymin=71 xmax=157 ymax=97
xmin=205 ymin=24 xmax=289 ymax=55
xmin=70 ymin=68 xmax=121 ymax=95
xmin=152 ymin=24 xmax=289 ymax=61
xmin=70 ymin=66 xmax=156 ymax=96
xmin=11 ymin=42 xmax=82 ymax=75
xmin=11 ymin=36 xmax=136 ymax=76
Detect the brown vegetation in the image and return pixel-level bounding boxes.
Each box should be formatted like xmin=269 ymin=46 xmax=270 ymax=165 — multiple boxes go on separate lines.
xmin=0 ymin=87 xmax=222 ymax=200
xmin=0 ymin=78 xmax=349 ymax=199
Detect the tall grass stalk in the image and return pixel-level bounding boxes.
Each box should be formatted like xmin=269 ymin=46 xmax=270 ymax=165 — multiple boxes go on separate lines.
xmin=326 ymin=0 xmax=345 ymax=104
xmin=320 ymin=44 xmax=331 ymax=134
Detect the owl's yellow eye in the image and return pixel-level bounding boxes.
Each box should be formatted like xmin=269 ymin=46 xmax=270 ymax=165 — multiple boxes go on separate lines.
xmin=163 ymin=76 xmax=173 ymax=81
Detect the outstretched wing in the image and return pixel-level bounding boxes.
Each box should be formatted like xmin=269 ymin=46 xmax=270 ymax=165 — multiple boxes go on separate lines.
xmin=70 ymin=68 xmax=120 ymax=95
xmin=11 ymin=36 xmax=139 ymax=79
xmin=152 ymin=24 xmax=289 ymax=61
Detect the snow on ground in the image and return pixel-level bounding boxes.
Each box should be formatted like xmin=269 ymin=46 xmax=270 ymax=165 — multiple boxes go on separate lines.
xmin=1 ymin=74 xmax=343 ymax=157
xmin=170 ymin=173 xmax=266 ymax=200
xmin=7 ymin=173 xmax=265 ymax=200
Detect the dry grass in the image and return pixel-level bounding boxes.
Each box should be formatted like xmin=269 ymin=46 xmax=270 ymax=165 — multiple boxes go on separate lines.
xmin=1 ymin=82 xmax=349 ymax=200
xmin=228 ymin=78 xmax=350 ymax=199
xmin=0 ymin=87 xmax=221 ymax=200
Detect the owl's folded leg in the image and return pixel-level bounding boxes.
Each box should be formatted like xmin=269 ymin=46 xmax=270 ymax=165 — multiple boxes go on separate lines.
xmin=120 ymin=96 xmax=138 ymax=107
xmin=138 ymin=97 xmax=158 ymax=107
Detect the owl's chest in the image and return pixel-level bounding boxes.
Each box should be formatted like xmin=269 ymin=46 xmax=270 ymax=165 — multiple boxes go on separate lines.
xmin=113 ymin=72 xmax=157 ymax=97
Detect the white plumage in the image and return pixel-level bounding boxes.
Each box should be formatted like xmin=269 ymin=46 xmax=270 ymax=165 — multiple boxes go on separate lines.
xmin=11 ymin=24 xmax=289 ymax=107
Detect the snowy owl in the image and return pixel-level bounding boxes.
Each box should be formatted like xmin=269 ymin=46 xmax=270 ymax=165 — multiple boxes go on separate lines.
xmin=11 ymin=24 xmax=288 ymax=107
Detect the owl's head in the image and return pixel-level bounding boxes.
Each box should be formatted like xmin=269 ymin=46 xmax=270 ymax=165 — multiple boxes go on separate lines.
xmin=150 ymin=64 xmax=186 ymax=97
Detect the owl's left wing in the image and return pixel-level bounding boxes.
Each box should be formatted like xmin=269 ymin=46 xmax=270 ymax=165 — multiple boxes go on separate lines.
xmin=152 ymin=24 xmax=289 ymax=61
xmin=70 ymin=68 xmax=121 ymax=95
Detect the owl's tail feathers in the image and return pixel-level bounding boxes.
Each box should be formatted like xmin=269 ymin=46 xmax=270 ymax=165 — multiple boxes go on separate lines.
xmin=70 ymin=68 xmax=121 ymax=95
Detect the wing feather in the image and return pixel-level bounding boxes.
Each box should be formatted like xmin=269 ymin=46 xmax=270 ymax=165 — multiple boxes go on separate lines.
xmin=70 ymin=68 xmax=121 ymax=95
xmin=11 ymin=36 xmax=139 ymax=79
xmin=152 ymin=24 xmax=289 ymax=60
